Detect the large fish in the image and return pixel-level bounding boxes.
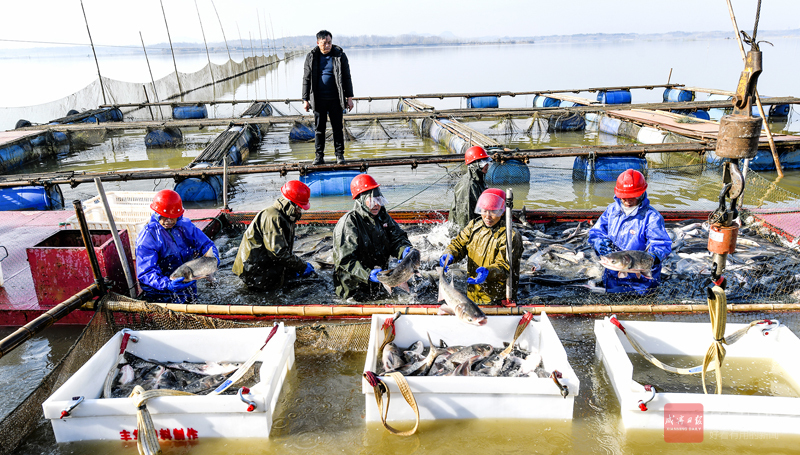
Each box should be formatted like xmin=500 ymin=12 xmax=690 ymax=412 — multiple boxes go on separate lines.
xmin=170 ymin=250 xmax=218 ymax=281
xmin=599 ymin=250 xmax=655 ymax=279
xmin=437 ymin=267 xmax=487 ymax=326
xmin=376 ymin=249 xmax=421 ymax=294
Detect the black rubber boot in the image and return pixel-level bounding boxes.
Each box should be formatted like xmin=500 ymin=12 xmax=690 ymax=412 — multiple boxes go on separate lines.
xmin=335 ymin=153 xmax=345 ymax=165
xmin=313 ymin=153 xmax=325 ymax=165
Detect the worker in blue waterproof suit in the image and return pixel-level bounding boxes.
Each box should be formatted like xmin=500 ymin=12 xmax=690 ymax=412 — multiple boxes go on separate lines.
xmin=587 ymin=169 xmax=672 ymax=295
xmin=136 ymin=189 xmax=219 ymax=303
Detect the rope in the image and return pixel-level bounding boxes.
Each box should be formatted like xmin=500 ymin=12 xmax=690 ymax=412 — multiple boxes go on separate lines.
xmin=130 ymin=385 xmax=195 ymax=455
xmin=363 ymin=371 xmax=420 ymax=436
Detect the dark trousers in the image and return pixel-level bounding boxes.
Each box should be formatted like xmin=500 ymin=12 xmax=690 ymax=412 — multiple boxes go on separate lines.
xmin=313 ymin=97 xmax=345 ymax=155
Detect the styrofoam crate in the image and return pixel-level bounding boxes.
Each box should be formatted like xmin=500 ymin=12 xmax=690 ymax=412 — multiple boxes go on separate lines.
xmin=43 ymin=325 xmax=296 ymax=442
xmin=65 ymin=191 xmax=156 ymax=254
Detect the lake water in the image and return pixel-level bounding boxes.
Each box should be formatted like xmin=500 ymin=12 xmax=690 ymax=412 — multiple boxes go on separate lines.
xmin=4 ymin=38 xmax=800 ymax=454
xmin=2 ymin=39 xmax=800 ymax=210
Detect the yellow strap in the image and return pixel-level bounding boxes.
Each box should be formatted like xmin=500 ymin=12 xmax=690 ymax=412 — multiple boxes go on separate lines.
xmin=703 ymin=285 xmax=728 ymax=394
xmin=371 ymin=372 xmax=420 ymax=436
xmin=130 ymin=386 xmax=196 ymax=455
xmin=501 ymin=312 xmax=532 ymax=358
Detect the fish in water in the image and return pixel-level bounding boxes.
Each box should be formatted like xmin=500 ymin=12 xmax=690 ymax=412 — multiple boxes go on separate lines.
xmin=170 ymin=251 xmax=218 ymax=281
xmin=599 ymin=250 xmax=655 ymax=279
xmin=376 ymin=248 xmax=421 ymax=294
xmin=437 ymin=267 xmax=488 ymax=326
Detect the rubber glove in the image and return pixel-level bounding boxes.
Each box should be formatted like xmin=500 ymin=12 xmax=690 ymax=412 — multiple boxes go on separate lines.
xmin=369 ymin=268 xmax=382 ymax=283
xmin=300 ymin=262 xmax=315 ymax=278
xmin=168 ymin=277 xmax=195 ymax=292
xmin=439 ymin=253 xmax=454 ymax=273
xmin=596 ymin=238 xmax=615 ymax=256
xmin=401 ymin=246 xmax=413 ymax=259
xmin=467 ymin=266 xmax=489 ymax=285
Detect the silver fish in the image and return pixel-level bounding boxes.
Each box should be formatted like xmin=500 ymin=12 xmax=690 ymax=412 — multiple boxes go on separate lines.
xmin=170 ymin=253 xmax=218 ymax=281
xmin=599 ymin=250 xmax=655 ymax=279
xmin=437 ymin=267 xmax=488 ymax=326
xmin=381 ymin=342 xmax=405 ymax=373
xmin=376 ymin=248 xmax=421 ymax=294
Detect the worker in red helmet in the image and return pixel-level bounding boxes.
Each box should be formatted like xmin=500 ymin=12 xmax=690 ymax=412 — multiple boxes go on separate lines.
xmin=136 ymin=189 xmax=219 ymax=303
xmin=440 ymin=188 xmax=523 ymax=304
xmin=332 ymin=173 xmax=414 ymax=301
xmin=587 ymin=169 xmax=672 ymax=295
xmin=449 ymin=145 xmax=493 ymax=231
xmin=233 ymin=180 xmax=316 ymax=291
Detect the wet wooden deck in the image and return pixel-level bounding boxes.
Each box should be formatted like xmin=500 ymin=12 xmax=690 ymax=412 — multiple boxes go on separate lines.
xmin=0 ymin=130 xmax=44 ymax=148
xmin=0 ymin=209 xmax=223 ymax=326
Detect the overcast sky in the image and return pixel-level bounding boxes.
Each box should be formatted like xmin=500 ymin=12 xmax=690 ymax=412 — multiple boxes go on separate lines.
xmin=1 ymin=0 xmax=798 ymax=50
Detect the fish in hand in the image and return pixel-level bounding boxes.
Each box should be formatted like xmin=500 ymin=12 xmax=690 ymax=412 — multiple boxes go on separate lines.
xmin=170 ymin=250 xmax=218 ymax=281
xmin=376 ymin=248 xmax=421 ymax=294
xmin=437 ymin=267 xmax=487 ymax=326
xmin=599 ymin=250 xmax=655 ymax=279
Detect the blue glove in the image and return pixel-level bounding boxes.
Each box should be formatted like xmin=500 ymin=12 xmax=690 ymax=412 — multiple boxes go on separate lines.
xmin=468 ymin=267 xmax=489 ymax=285
xmin=401 ymin=246 xmax=412 ymax=259
xmin=300 ymin=262 xmax=315 ymax=278
xmin=597 ymin=239 xmax=615 ymax=256
xmin=168 ymin=277 xmax=195 ymax=292
xmin=369 ymin=268 xmax=382 ymax=283
xmin=439 ymin=253 xmax=454 ymax=273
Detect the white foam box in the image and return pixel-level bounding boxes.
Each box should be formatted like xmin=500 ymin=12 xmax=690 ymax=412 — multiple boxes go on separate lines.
xmin=595 ymin=317 xmax=800 ymax=434
xmin=362 ymin=313 xmax=579 ymax=422
xmin=43 ymin=325 xmax=295 ymax=442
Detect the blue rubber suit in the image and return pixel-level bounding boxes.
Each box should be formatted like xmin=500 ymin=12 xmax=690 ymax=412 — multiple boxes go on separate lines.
xmin=587 ymin=194 xmax=672 ymax=295
xmin=136 ymin=213 xmax=219 ymax=303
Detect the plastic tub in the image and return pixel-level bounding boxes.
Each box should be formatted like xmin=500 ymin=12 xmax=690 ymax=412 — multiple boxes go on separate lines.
xmin=300 ymin=170 xmax=360 ymax=197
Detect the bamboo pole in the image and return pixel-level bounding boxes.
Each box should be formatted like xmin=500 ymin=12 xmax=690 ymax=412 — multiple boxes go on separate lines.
xmin=194 ymin=0 xmax=216 ymax=90
xmin=79 ymin=0 xmax=107 ymax=105
xmin=159 ymin=0 xmax=184 ymax=101
xmin=0 ymin=143 xmax=715 ymax=189
xmin=120 ymin=301 xmax=800 ymax=317
xmin=210 ymin=0 xmax=231 ymax=61
xmin=142 ymin=85 xmax=155 ymax=121
xmin=725 ymin=0 xmax=783 ymax=177
xmin=139 ymin=32 xmax=161 ymax=106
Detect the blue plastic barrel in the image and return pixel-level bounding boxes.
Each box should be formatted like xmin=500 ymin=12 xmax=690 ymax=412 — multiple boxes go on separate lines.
xmin=548 ymin=113 xmax=586 ymax=132
xmin=597 ymin=90 xmax=632 ymax=104
xmin=663 ymin=88 xmax=695 ymax=103
xmin=485 ymin=159 xmax=530 ymax=185
xmin=0 ymin=143 xmax=32 ymax=172
xmin=289 ymin=122 xmax=315 ymax=142
xmin=81 ymin=107 xmax=123 ymax=123
xmin=670 ymin=109 xmax=711 ymax=120
xmin=30 ymin=134 xmax=48 ymax=147
xmin=769 ymin=104 xmax=791 ymax=119
xmin=145 ymin=127 xmax=183 ymax=148
xmin=174 ymin=175 xmax=223 ymax=202
xmin=467 ymin=96 xmax=499 ymax=109
xmin=0 ymin=185 xmax=64 ymax=211
xmin=173 ymin=105 xmax=208 ymax=120
xmin=572 ymin=156 xmax=647 ymax=182
xmin=533 ymin=95 xmax=560 ymax=108
xmin=559 ymin=100 xmax=578 ymax=108
xmin=300 ymin=171 xmax=360 ymax=197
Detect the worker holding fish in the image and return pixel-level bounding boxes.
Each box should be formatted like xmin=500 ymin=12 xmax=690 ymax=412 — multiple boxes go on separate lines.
xmin=232 ymin=180 xmax=316 ymax=291
xmin=332 ymin=174 xmax=416 ymax=301
xmin=136 ymin=189 xmax=219 ymax=303
xmin=440 ymin=188 xmax=523 ymax=305
xmin=587 ymin=169 xmax=672 ymax=295
xmin=448 ymin=146 xmax=492 ymax=231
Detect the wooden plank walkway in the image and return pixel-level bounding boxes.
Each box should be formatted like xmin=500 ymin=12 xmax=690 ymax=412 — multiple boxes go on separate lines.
xmin=0 ymin=130 xmax=44 ymax=148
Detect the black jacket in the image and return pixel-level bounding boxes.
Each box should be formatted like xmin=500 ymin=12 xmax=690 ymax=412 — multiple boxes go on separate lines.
xmin=302 ymin=45 xmax=354 ymax=111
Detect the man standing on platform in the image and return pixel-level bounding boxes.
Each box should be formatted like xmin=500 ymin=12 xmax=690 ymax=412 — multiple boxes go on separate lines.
xmin=302 ymin=30 xmax=354 ymax=166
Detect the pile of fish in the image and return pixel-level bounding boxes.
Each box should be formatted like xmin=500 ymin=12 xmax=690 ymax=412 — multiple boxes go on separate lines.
xmin=381 ymin=334 xmax=545 ymax=378
xmin=108 ymin=352 xmax=250 ymax=398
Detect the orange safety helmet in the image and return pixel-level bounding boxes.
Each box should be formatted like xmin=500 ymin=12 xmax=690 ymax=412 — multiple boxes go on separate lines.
xmin=281 ymin=180 xmax=311 ymax=210
xmin=464 ymin=145 xmax=490 ymax=164
xmin=614 ymin=169 xmax=648 ymax=199
xmin=350 ymin=174 xmax=380 ymax=199
xmin=475 ymin=188 xmax=506 ymax=212
xmin=151 ymin=189 xmax=184 ymax=218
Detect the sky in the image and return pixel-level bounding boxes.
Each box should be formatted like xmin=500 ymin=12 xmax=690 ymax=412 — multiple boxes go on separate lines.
xmin=0 ymin=0 xmax=799 ymax=50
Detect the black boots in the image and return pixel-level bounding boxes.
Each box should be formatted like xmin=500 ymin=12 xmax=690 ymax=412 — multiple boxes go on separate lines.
xmin=335 ymin=153 xmax=345 ymax=165
xmin=313 ymin=152 xmax=325 ymax=165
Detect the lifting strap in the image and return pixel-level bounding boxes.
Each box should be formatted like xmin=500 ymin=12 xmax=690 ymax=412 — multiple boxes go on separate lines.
xmin=363 ymin=371 xmax=420 ymax=436
xmin=129 ymin=386 xmax=194 ymax=455
xmin=501 ymin=311 xmax=534 ymax=358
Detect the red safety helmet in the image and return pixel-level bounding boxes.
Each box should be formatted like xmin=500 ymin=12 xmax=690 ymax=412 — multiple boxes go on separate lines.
xmin=350 ymin=174 xmax=380 ymax=199
xmin=465 ymin=146 xmax=490 ymax=164
xmin=150 ymin=189 xmax=184 ymax=218
xmin=475 ymin=188 xmax=506 ymax=212
xmin=615 ymin=169 xmax=648 ymax=199
xmin=281 ymin=180 xmax=311 ymax=210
